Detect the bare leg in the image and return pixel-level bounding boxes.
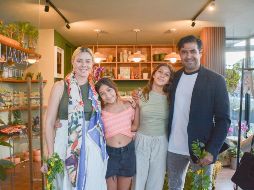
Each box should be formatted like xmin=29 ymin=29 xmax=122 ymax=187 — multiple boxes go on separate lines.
xmin=117 ymin=176 xmax=132 ymax=190
xmin=107 ymin=176 xmax=117 ymax=190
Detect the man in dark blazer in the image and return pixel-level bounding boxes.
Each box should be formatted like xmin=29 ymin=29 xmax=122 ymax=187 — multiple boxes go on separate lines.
xmin=167 ymin=35 xmax=230 ymax=190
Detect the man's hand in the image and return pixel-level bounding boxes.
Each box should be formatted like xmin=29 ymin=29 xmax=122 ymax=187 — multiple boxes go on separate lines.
xmin=40 ymin=163 xmax=48 ymax=174
xmin=198 ymin=152 xmax=213 ymax=167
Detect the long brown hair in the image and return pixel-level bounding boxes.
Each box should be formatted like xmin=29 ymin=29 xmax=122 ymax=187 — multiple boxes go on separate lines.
xmin=95 ymin=77 xmax=120 ymax=107
xmin=142 ymin=63 xmax=174 ymax=101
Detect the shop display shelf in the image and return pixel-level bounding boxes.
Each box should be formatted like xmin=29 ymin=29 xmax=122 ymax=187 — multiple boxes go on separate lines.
xmin=0 ymin=105 xmax=47 ymax=112
xmin=0 ymin=78 xmax=47 ymax=83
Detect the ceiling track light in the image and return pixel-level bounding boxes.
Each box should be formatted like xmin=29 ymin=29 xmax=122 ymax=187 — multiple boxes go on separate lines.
xmin=190 ymin=0 xmax=215 ymax=27
xmin=191 ymin=21 xmax=196 ymax=27
xmin=44 ymin=0 xmax=49 ymax=12
xmin=44 ymin=0 xmax=71 ymax=29
xmin=65 ymin=23 xmax=70 ymax=29
xmin=209 ymin=1 xmax=215 ymax=11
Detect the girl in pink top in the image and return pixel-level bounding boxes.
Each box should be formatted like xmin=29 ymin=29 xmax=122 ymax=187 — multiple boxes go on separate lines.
xmin=95 ymin=78 xmax=139 ymax=190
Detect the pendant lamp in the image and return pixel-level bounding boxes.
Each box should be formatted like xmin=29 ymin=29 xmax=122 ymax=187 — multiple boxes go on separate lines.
xmin=94 ymin=29 xmax=106 ymax=63
xmin=164 ymin=29 xmax=180 ymax=63
xmin=128 ymin=29 xmax=145 ymax=63
xmin=164 ymin=38 xmax=180 ymax=63
xmin=26 ymin=52 xmax=41 ymax=64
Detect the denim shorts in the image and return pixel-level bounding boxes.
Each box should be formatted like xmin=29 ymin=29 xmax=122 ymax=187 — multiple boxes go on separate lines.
xmin=106 ymin=141 xmax=136 ymax=178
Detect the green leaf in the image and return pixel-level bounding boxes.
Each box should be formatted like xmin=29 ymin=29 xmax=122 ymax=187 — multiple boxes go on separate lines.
xmin=0 ymin=141 xmax=12 ymax=148
xmin=0 ymin=166 xmax=7 ymax=181
xmin=0 ymin=159 xmax=15 ymax=168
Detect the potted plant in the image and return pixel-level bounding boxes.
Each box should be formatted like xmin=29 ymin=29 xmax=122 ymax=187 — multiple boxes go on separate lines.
xmin=228 ymin=146 xmax=243 ymax=170
xmin=0 ymin=21 xmax=20 ymax=47
xmin=0 ymin=137 xmax=15 ymax=180
xmin=25 ymin=72 xmax=34 ymax=80
xmin=12 ymin=110 xmax=23 ymax=125
xmin=142 ymin=67 xmax=149 ymax=79
xmin=0 ymin=20 xmax=5 ymax=35
xmin=27 ymin=24 xmax=38 ymax=50
xmin=16 ymin=21 xmax=30 ymax=47
xmin=225 ymin=64 xmax=240 ymax=94
xmin=3 ymin=23 xmax=18 ymax=40
xmin=36 ymin=72 xmax=42 ymax=80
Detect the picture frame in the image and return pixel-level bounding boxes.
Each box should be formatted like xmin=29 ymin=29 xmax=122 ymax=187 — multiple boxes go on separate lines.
xmin=119 ymin=67 xmax=130 ymax=79
xmin=54 ymin=46 xmax=64 ymax=78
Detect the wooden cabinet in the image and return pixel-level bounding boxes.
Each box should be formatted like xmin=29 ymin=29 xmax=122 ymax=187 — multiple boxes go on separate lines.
xmin=88 ymin=44 xmax=182 ymax=81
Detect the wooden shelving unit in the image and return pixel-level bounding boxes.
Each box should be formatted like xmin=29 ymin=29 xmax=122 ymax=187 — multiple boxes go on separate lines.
xmin=0 ymin=33 xmax=45 ymax=189
xmin=0 ymin=105 xmax=47 ymax=112
xmin=0 ymin=34 xmax=41 ymax=58
xmin=88 ymin=44 xmax=183 ymax=80
xmin=0 ymin=78 xmax=47 ymax=83
xmin=113 ymin=79 xmax=149 ymax=81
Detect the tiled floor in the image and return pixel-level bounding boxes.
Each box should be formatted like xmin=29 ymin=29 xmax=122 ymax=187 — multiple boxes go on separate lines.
xmin=0 ymin=161 xmax=43 ymax=190
xmin=215 ymin=167 xmax=236 ymax=190
xmin=0 ymin=162 xmax=238 ymax=190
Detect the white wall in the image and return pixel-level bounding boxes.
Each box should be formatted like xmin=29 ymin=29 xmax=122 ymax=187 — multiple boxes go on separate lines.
xmin=26 ymin=29 xmax=55 ymax=105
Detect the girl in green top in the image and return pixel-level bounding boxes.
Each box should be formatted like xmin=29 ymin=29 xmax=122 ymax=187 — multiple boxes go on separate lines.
xmin=132 ymin=63 xmax=174 ymax=190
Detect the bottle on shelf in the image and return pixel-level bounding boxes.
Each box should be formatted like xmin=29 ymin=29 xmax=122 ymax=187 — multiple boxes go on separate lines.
xmin=120 ymin=52 xmax=123 ymax=62
xmin=123 ymin=49 xmax=128 ymax=62
xmin=128 ymin=51 xmax=132 ymax=62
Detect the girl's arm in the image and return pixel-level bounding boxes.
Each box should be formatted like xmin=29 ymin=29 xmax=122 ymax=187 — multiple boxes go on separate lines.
xmin=131 ymin=105 xmax=140 ymax=132
xmin=45 ymin=81 xmax=64 ymax=157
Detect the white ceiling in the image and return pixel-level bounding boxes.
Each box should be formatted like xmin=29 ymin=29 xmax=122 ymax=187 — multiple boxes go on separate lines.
xmin=0 ymin=0 xmax=254 ymax=46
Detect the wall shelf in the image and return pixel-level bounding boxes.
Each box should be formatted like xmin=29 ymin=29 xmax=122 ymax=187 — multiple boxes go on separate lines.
xmin=0 ymin=105 xmax=47 ymax=112
xmin=113 ymin=79 xmax=149 ymax=81
xmin=0 ymin=34 xmax=41 ymax=58
xmin=88 ymin=44 xmax=182 ymax=81
xmin=0 ymin=78 xmax=47 ymax=83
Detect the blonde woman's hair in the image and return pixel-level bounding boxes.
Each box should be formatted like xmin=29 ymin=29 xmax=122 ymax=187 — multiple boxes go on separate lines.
xmin=71 ymin=47 xmax=94 ymax=63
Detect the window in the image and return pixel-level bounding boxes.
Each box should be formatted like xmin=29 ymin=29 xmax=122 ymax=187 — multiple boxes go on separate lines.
xmin=225 ymin=39 xmax=254 ymax=137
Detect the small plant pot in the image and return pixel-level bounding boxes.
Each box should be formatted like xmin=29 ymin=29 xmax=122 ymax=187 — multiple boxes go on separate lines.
xmin=33 ymin=155 xmax=41 ymax=162
xmin=143 ymin=73 xmax=148 ymax=79
xmin=33 ymin=149 xmax=41 ymax=156
xmin=23 ymin=151 xmax=30 ymax=160
xmin=230 ymin=157 xmax=237 ymax=170
xmin=5 ymin=156 xmax=21 ymax=164
xmin=153 ymin=54 xmax=160 ymax=61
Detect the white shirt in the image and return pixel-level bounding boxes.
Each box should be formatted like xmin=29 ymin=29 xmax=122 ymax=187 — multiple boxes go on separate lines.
xmin=168 ymin=72 xmax=198 ymax=155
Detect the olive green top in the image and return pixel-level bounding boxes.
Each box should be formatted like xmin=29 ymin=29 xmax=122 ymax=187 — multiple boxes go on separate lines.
xmin=138 ymin=91 xmax=169 ymax=136
xmin=58 ymin=82 xmax=92 ymax=121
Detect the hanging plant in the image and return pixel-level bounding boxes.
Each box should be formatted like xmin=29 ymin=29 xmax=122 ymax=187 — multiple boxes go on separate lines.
xmin=4 ymin=23 xmax=18 ymax=40
xmin=12 ymin=110 xmax=23 ymax=125
xmin=16 ymin=21 xmax=31 ymax=47
xmin=225 ymin=63 xmax=240 ymax=94
xmin=27 ymin=24 xmax=39 ymax=49
xmin=0 ymin=20 xmax=5 ymax=35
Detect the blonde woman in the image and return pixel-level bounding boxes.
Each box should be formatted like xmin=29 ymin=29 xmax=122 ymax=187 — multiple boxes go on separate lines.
xmin=42 ymin=47 xmax=107 ymax=190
